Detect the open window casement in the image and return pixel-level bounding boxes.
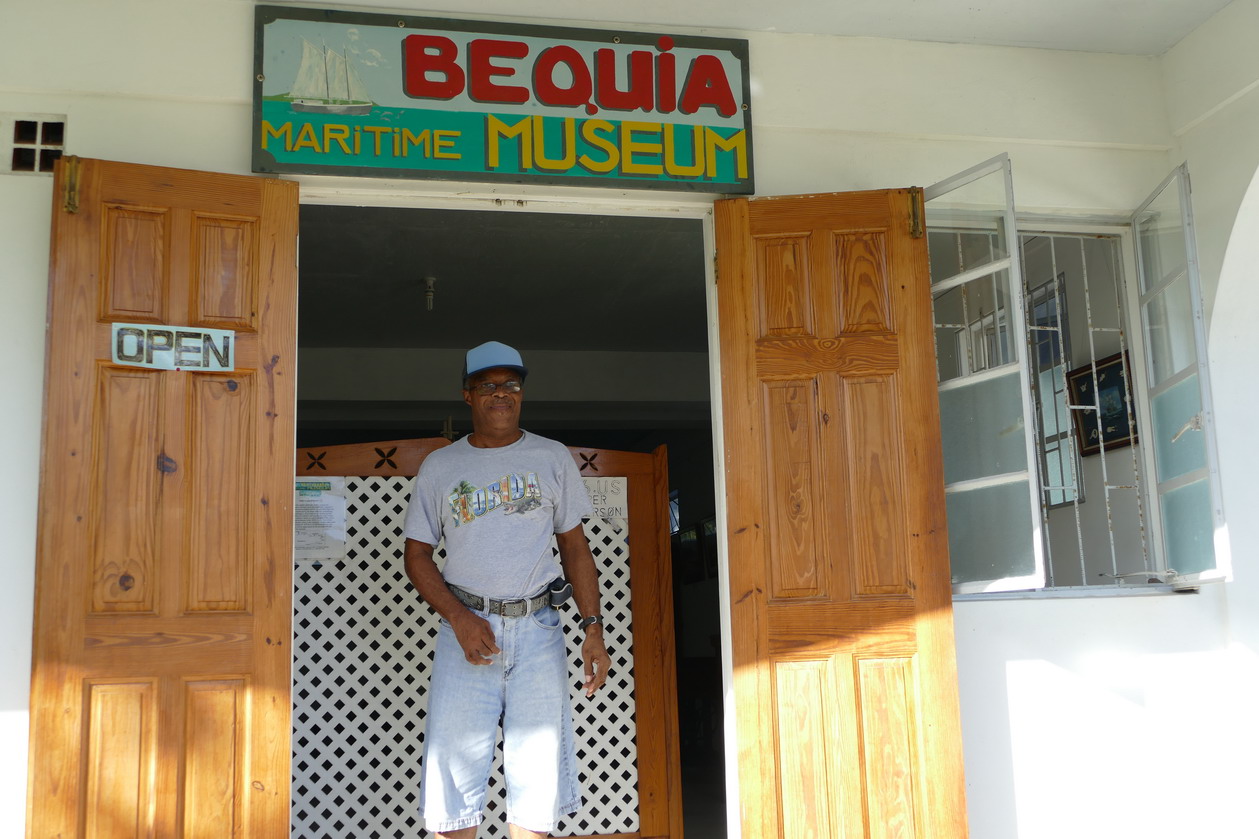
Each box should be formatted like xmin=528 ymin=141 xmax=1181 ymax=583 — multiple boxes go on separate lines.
xmin=925 ymin=154 xmax=1048 ymax=593
xmin=1130 ymin=164 xmax=1229 ymax=587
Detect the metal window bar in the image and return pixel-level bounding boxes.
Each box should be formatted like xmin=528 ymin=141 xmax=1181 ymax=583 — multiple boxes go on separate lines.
xmin=1023 ymin=233 xmax=1151 ymax=586
xmin=1027 ymin=278 xmax=1075 ymax=509
xmin=1108 ymin=239 xmax=1152 ymax=580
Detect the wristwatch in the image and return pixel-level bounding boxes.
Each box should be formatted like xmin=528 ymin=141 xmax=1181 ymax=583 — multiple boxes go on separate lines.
xmin=578 ymin=615 xmax=604 ymax=631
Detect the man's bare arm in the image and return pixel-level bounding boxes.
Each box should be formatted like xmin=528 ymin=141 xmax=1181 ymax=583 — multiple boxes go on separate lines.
xmin=403 ymin=537 xmax=499 ymax=665
xmin=556 ymin=525 xmax=611 ymax=696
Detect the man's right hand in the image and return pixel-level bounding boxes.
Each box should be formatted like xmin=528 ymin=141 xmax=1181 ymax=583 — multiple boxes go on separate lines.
xmin=450 ymin=610 xmax=501 ymax=665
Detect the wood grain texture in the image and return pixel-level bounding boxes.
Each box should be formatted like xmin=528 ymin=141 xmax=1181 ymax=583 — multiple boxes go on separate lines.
xmin=295 ymin=436 xmax=451 ymax=477
xmin=843 ymin=376 xmax=911 ymax=597
xmin=102 ymin=204 xmax=168 ymax=322
xmin=774 ymin=659 xmax=840 ymax=838
xmin=716 ymin=188 xmax=968 ymax=839
xmin=837 ymin=232 xmax=893 ymax=333
xmin=764 ymin=379 xmax=823 ymax=599
xmin=91 ymin=367 xmax=162 ymax=614
xmin=756 ymin=235 xmax=813 ymax=337
xmin=83 ymin=680 xmax=157 ymax=839
xmin=28 ymin=158 xmax=299 ymax=838
xmin=183 ymin=678 xmax=246 ymax=838
xmin=859 ymin=657 xmax=919 ymax=839
xmin=192 ymin=213 xmax=257 ymax=329
xmin=187 ymin=373 xmax=254 ymax=611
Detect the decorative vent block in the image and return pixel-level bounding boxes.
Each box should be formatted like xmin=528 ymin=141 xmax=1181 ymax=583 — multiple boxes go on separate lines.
xmin=2 ymin=113 xmax=66 ymax=174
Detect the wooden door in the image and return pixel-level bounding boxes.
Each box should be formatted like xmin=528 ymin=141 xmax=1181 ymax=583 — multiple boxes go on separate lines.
xmin=28 ymin=158 xmax=299 ymax=838
xmin=291 ymin=439 xmax=683 ymax=838
xmin=715 ymin=189 xmax=968 ymax=837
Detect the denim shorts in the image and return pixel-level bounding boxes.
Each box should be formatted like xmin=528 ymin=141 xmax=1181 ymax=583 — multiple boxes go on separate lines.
xmin=419 ymin=604 xmax=581 ymax=833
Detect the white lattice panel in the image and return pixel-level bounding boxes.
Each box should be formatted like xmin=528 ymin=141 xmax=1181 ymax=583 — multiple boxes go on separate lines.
xmin=293 ymin=476 xmax=639 ymax=838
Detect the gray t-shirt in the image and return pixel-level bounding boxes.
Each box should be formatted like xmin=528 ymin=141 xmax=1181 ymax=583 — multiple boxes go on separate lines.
xmin=403 ymin=430 xmax=593 ymax=600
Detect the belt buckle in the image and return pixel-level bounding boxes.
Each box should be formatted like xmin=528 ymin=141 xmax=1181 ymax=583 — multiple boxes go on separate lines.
xmin=500 ymin=598 xmax=528 ymax=618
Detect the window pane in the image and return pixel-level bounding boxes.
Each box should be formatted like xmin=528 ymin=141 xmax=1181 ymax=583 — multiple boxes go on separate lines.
xmin=1136 ymin=180 xmax=1188 ymax=296
xmin=927 ymin=228 xmax=1007 ymax=278
xmin=946 ymin=481 xmax=1037 ymax=586
xmin=938 ymin=369 xmax=1029 ymax=484
xmin=1161 ymin=478 xmax=1214 ymax=576
xmin=1150 ymin=374 xmax=1205 ymax=484
xmin=932 ymin=270 xmax=1012 ymax=382
xmin=1133 ymin=165 xmax=1222 ymax=583
xmin=1038 ymin=367 xmax=1068 ymax=437
xmin=1143 ymin=273 xmax=1196 ymax=386
xmin=928 ymin=155 xmax=1044 ymax=593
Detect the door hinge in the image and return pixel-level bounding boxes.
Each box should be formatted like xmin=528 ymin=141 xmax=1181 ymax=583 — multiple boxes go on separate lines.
xmin=62 ymin=155 xmax=81 ymax=214
xmin=908 ymin=188 xmax=924 ymax=238
xmin=712 ymin=250 xmax=719 ymax=284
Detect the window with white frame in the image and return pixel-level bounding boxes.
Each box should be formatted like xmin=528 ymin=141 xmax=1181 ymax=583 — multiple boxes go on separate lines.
xmin=925 ymin=157 xmax=1225 ymax=594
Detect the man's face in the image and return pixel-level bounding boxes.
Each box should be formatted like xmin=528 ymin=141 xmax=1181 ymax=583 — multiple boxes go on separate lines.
xmin=462 ymin=367 xmax=524 ymax=433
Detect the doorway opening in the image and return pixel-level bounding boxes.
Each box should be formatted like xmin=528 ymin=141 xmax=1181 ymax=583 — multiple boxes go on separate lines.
xmin=291 ymin=202 xmax=725 ymax=839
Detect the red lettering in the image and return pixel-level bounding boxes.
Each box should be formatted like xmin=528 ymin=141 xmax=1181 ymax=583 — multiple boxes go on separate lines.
xmin=402 ymin=34 xmax=464 ymax=100
xmin=594 ymin=48 xmax=653 ymax=112
xmin=533 ymin=45 xmax=595 ymax=113
xmin=655 ymin=37 xmax=677 ymax=114
xmin=679 ymin=54 xmax=737 ymax=117
xmin=468 ymin=38 xmax=529 ymax=104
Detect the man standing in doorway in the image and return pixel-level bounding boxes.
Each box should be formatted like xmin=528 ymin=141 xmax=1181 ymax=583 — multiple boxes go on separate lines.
xmin=403 ymin=341 xmax=612 ymax=839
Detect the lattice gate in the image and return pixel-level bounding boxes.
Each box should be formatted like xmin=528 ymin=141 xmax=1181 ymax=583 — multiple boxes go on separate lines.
xmin=292 ymin=475 xmax=645 ymax=838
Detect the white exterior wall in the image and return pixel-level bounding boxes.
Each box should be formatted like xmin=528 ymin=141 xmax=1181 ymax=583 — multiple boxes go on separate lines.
xmin=3 ymin=2 xmax=1256 ymax=837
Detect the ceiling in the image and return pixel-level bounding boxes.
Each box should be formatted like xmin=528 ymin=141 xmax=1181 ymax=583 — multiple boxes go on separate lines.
xmin=299 ymin=205 xmax=708 ymax=352
xmin=315 ymin=0 xmax=1231 ymax=55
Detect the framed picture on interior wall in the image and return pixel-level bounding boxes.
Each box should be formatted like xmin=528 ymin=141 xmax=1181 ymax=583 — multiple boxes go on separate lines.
xmin=1066 ymin=352 xmax=1138 ymax=456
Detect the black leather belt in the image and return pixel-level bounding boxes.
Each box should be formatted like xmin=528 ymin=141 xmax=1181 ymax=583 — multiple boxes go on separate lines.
xmin=448 ymin=584 xmax=551 ymax=617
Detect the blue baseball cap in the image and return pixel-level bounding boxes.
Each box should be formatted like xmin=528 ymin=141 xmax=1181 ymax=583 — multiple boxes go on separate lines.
xmin=462 ymin=341 xmax=528 ymax=384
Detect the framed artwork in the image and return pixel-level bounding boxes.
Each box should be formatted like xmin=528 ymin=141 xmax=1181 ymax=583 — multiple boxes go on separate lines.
xmin=1066 ymin=352 xmax=1138 ymax=456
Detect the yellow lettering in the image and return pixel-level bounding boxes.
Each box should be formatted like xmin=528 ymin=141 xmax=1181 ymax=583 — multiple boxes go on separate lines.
xmin=663 ymin=124 xmax=705 ymax=178
xmin=363 ymin=125 xmax=391 ymax=155
xmin=403 ymin=128 xmax=432 ymax=157
xmin=620 ymin=121 xmax=663 ymax=176
xmin=578 ymin=120 xmax=618 ymax=173
xmin=292 ymin=122 xmax=321 ymax=153
xmin=486 ymin=115 xmax=532 ymax=170
xmin=323 ymin=124 xmax=351 ymax=155
xmin=433 ymin=130 xmax=461 ymax=160
xmin=532 ymin=116 xmax=575 ymax=172
xmin=261 ymin=120 xmax=293 ymax=151
xmin=704 ymin=128 xmax=749 ymax=180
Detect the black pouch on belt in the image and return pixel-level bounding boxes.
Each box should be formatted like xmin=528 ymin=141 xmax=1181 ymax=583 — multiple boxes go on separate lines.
xmin=548 ymin=577 xmax=573 ymax=607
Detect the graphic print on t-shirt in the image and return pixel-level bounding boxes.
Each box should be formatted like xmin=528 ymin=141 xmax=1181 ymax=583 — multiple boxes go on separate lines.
xmin=447 ymin=471 xmax=543 ymax=526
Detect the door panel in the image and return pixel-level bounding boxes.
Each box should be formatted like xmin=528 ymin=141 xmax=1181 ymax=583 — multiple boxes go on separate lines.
xmin=716 ymin=188 xmax=967 ymax=837
xmin=29 ymin=158 xmax=298 ymax=837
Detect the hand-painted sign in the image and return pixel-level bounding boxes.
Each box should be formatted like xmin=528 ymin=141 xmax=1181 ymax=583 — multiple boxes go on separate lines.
xmin=112 ymin=323 xmax=235 ymax=371
xmin=252 ymin=6 xmax=753 ymax=193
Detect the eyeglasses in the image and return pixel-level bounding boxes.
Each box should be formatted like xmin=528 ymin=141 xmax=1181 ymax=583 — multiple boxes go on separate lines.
xmin=468 ymin=380 xmax=522 ymax=396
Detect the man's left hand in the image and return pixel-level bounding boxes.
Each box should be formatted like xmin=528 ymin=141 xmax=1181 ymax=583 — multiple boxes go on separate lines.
xmin=582 ymin=632 xmax=612 ymax=697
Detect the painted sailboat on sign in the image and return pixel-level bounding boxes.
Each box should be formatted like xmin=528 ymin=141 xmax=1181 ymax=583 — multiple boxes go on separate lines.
xmin=290 ymin=38 xmax=373 ymax=115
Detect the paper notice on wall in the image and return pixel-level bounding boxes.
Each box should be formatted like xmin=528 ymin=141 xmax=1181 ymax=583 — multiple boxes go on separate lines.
xmin=295 ymin=478 xmax=348 ymax=563
xmin=583 ymin=476 xmax=628 ymax=533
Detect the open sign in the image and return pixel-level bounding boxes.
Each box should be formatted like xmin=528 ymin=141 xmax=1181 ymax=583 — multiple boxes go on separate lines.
xmin=111 ymin=323 xmax=235 ymax=371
